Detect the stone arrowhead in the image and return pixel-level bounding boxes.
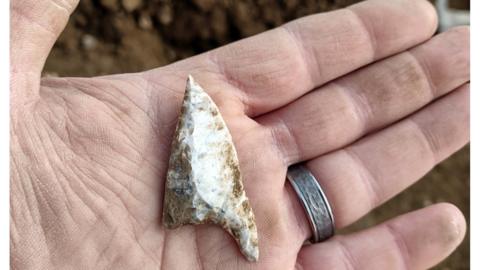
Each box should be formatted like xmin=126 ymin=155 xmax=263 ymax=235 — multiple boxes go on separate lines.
xmin=163 ymin=75 xmax=259 ymax=262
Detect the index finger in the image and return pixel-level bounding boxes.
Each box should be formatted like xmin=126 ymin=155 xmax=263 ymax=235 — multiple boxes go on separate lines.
xmin=149 ymin=0 xmax=438 ymax=116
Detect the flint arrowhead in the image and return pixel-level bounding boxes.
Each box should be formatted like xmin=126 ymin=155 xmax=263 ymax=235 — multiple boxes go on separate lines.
xmin=163 ymin=75 xmax=259 ymax=262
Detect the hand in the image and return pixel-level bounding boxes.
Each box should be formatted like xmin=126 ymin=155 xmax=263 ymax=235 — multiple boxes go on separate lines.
xmin=11 ymin=0 xmax=469 ymax=269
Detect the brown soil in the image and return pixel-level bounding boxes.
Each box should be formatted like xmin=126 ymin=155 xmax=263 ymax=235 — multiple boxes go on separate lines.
xmin=44 ymin=0 xmax=469 ymax=269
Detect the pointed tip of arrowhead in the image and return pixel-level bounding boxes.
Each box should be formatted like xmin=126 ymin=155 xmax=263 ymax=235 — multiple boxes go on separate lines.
xmin=186 ymin=74 xmax=196 ymax=88
xmin=185 ymin=75 xmax=209 ymax=99
xmin=186 ymin=75 xmax=203 ymax=96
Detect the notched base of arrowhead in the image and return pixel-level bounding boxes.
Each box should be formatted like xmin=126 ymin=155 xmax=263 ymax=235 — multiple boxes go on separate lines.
xmin=162 ymin=75 xmax=259 ymax=262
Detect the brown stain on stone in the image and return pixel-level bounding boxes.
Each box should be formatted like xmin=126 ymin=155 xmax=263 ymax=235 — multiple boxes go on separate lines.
xmin=218 ymin=140 xmax=244 ymax=198
xmin=163 ymin=101 xmax=197 ymax=228
xmin=251 ymin=236 xmax=258 ymax=247
xmin=241 ymin=200 xmax=250 ymax=214
xmin=232 ymin=228 xmax=241 ymax=240
xmin=248 ymin=219 xmax=255 ymax=231
xmin=215 ymin=121 xmax=224 ymax=130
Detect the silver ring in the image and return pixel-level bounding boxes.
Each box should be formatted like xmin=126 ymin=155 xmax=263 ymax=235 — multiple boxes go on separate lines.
xmin=287 ymin=164 xmax=335 ymax=243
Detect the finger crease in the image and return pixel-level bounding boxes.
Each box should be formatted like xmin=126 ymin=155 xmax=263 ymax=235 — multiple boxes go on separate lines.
xmin=332 ymin=81 xmax=371 ymax=134
xmin=269 ymin=116 xmax=301 ymax=165
xmin=336 ymin=238 xmax=358 ymax=270
xmin=343 ymin=148 xmax=382 ymax=209
xmin=281 ymin=24 xmax=317 ymax=90
xmin=406 ymin=51 xmax=437 ymax=99
xmin=346 ymin=8 xmax=377 ymax=61
xmin=11 ymin=6 xmax=57 ymax=37
xmin=407 ymin=119 xmax=438 ymax=165
xmin=385 ymin=223 xmax=412 ymax=270
xmin=50 ymin=0 xmax=74 ymax=15
xmin=194 ymin=229 xmax=206 ymax=270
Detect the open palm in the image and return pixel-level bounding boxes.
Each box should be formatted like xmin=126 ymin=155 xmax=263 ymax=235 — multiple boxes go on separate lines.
xmin=11 ymin=0 xmax=469 ymax=269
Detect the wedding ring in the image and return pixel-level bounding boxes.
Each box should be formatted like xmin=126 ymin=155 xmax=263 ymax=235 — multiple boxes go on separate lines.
xmin=287 ymin=164 xmax=335 ymax=242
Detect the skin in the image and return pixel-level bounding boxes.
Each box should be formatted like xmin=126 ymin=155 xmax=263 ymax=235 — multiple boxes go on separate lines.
xmin=10 ymin=0 xmax=469 ymax=269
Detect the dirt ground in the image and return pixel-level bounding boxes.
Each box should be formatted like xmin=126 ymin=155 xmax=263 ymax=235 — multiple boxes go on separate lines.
xmin=44 ymin=0 xmax=470 ymax=268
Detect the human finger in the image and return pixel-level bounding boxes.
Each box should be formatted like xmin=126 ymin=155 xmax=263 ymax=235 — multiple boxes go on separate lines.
xmin=289 ymin=84 xmax=469 ymax=229
xmin=261 ymin=26 xmax=469 ymax=164
xmin=145 ymin=0 xmax=438 ymax=116
xmin=297 ymin=203 xmax=466 ymax=270
xmin=11 ymin=0 xmax=78 ymax=103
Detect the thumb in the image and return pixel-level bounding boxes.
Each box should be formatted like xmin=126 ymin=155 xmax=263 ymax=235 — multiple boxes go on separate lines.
xmin=11 ymin=0 xmax=78 ymax=100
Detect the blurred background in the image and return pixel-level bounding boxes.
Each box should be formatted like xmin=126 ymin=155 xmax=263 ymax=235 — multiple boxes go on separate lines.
xmin=43 ymin=0 xmax=470 ymax=268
